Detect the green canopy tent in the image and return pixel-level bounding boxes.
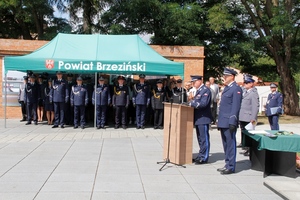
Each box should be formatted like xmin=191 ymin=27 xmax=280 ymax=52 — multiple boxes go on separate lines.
xmin=3 ymin=33 xmax=184 ymax=128
xmin=4 ymin=33 xmax=184 ymax=76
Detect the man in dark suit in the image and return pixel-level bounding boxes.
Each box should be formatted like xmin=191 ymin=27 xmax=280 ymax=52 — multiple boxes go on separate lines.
xmin=189 ymin=75 xmax=212 ymax=164
xmin=50 ymin=71 xmax=69 ymax=128
xmin=24 ymin=75 xmax=40 ymax=125
xmin=217 ymin=68 xmax=242 ymax=175
xmin=92 ymin=76 xmax=111 ymax=129
xmin=133 ymin=74 xmax=150 ymax=129
xmin=265 ymin=83 xmax=283 ymax=130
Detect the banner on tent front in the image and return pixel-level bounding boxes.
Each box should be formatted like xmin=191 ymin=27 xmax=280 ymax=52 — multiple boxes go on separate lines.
xmin=46 ymin=60 xmax=146 ymax=72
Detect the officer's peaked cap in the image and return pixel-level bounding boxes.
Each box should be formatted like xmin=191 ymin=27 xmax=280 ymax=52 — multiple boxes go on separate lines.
xmin=98 ymin=76 xmax=105 ymax=81
xmin=190 ymin=75 xmax=202 ymax=82
xmin=23 ymin=76 xmax=28 ymax=80
xmin=117 ymin=75 xmax=125 ymax=80
xmin=48 ymin=78 xmax=52 ymax=82
xmin=38 ymin=74 xmax=43 ymax=78
xmin=270 ymin=83 xmax=278 ymax=88
xmin=139 ymin=74 xmax=146 ymax=78
xmin=67 ymin=73 xmax=73 ymax=77
xmin=30 ymin=74 xmax=36 ymax=79
xmin=223 ymin=68 xmax=237 ymax=76
xmin=77 ymin=76 xmax=83 ymax=81
xmin=56 ymin=71 xmax=63 ymax=74
xmin=244 ymin=74 xmax=255 ymax=83
xmin=157 ymin=79 xmax=163 ymax=84
xmin=176 ymin=79 xmax=183 ymax=83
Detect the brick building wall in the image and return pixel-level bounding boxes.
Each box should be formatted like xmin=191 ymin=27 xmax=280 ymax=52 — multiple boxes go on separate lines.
xmin=0 ymin=39 xmax=204 ymax=119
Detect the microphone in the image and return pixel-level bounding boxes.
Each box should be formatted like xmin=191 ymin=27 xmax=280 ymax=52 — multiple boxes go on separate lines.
xmin=169 ymin=97 xmax=173 ymax=103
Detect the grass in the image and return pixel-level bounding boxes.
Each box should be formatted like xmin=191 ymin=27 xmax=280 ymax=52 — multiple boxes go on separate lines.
xmin=257 ymin=115 xmax=300 ymax=125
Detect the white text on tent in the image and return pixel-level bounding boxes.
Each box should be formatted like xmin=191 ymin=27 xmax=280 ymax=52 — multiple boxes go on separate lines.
xmin=97 ymin=62 xmax=146 ymax=72
xmin=58 ymin=61 xmax=93 ymax=70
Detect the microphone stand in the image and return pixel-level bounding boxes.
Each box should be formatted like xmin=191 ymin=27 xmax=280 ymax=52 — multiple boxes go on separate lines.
xmin=157 ymin=98 xmax=186 ymax=171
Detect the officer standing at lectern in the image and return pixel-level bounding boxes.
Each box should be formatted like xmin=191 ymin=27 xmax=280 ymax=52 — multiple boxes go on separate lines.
xmin=133 ymin=74 xmax=150 ymax=129
xmin=188 ymin=75 xmax=212 ymax=164
xmin=92 ymin=76 xmax=111 ymax=129
xmin=24 ymin=75 xmax=40 ymax=125
xmin=151 ymin=80 xmax=166 ymax=129
xmin=71 ymin=76 xmax=89 ymax=129
xmin=112 ymin=76 xmax=129 ymax=129
xmin=217 ymin=68 xmax=242 ymax=175
xmin=50 ymin=71 xmax=69 ymax=128
xmin=171 ymin=79 xmax=187 ymax=104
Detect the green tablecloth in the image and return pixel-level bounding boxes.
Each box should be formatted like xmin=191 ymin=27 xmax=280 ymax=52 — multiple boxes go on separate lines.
xmin=243 ymin=130 xmax=300 ymax=153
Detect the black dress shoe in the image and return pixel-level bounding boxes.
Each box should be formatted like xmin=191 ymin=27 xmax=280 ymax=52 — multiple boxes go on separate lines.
xmin=20 ymin=119 xmax=26 ymax=122
xmin=115 ymin=125 xmax=119 ymax=129
xmin=61 ymin=125 xmax=64 ymax=129
xmin=141 ymin=126 xmax=145 ymax=129
xmin=122 ymin=126 xmax=127 ymax=129
xmin=243 ymin=150 xmax=250 ymax=156
xmin=74 ymin=126 xmax=78 ymax=129
xmin=136 ymin=126 xmax=140 ymax=129
xmin=217 ymin=167 xmax=227 ymax=172
xmin=154 ymin=126 xmax=158 ymax=129
xmin=97 ymin=126 xmax=101 ymax=129
xmin=159 ymin=126 xmax=163 ymax=129
xmin=34 ymin=122 xmax=38 ymax=125
xmin=52 ymin=125 xmax=58 ymax=128
xmin=25 ymin=122 xmax=31 ymax=125
xmin=192 ymin=158 xmax=200 ymax=163
xmin=194 ymin=160 xmax=208 ymax=165
xmin=101 ymin=126 xmax=106 ymax=129
xmin=81 ymin=126 xmax=84 ymax=129
xmin=221 ymin=169 xmax=234 ymax=175
xmin=237 ymin=143 xmax=243 ymax=148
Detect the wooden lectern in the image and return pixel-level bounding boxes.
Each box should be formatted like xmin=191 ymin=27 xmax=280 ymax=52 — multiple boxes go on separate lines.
xmin=163 ymin=103 xmax=194 ymax=165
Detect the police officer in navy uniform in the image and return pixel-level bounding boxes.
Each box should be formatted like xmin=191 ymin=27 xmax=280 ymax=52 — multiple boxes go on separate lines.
xmin=18 ymin=76 xmax=28 ymax=122
xmin=50 ymin=71 xmax=69 ymax=128
xmin=188 ymin=75 xmax=212 ymax=164
xmin=217 ymin=68 xmax=242 ymax=175
xmin=133 ymin=74 xmax=150 ymax=129
xmin=24 ymin=75 xmax=40 ymax=125
xmin=171 ymin=79 xmax=187 ymax=104
xmin=71 ymin=76 xmax=89 ymax=129
xmin=113 ymin=76 xmax=129 ymax=129
xmin=92 ymin=76 xmax=111 ymax=129
xmin=151 ymin=80 xmax=166 ymax=129
xmin=265 ymin=83 xmax=283 ymax=130
xmin=65 ymin=73 xmax=75 ymax=125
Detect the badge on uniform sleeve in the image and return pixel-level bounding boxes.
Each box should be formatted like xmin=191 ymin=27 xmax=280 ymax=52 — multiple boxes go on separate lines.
xmin=204 ymin=93 xmax=208 ymax=96
xmin=237 ymin=91 xmax=241 ymax=94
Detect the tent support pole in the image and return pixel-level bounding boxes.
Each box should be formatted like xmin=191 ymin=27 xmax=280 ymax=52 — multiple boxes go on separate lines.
xmin=94 ymin=72 xmax=97 ymax=129
xmin=4 ymin=72 xmax=7 ymax=128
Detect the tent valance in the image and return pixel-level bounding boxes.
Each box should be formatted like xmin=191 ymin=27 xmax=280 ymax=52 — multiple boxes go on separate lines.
xmin=4 ymin=33 xmax=184 ymax=77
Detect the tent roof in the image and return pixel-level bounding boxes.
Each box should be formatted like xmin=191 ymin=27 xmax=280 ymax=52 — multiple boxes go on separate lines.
xmin=4 ymin=33 xmax=184 ymax=77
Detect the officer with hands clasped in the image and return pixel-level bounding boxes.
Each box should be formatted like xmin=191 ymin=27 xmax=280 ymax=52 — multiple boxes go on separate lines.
xmin=188 ymin=75 xmax=212 ymax=164
xmin=24 ymin=74 xmax=40 ymax=125
xmin=133 ymin=74 xmax=150 ymax=129
xmin=151 ymin=79 xmax=166 ymax=129
xmin=217 ymin=68 xmax=242 ymax=175
xmin=112 ymin=76 xmax=129 ymax=129
xmin=70 ymin=76 xmax=89 ymax=129
xmin=50 ymin=71 xmax=69 ymax=128
xmin=92 ymin=76 xmax=111 ymax=129
xmin=265 ymin=83 xmax=283 ymax=130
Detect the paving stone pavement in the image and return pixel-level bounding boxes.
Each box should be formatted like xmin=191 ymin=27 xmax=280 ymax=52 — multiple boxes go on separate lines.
xmin=0 ymin=119 xmax=299 ymax=200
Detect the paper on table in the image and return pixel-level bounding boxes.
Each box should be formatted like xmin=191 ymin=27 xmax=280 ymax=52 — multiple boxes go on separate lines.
xmin=248 ymin=130 xmax=269 ymax=134
xmin=245 ymin=122 xmax=255 ymax=130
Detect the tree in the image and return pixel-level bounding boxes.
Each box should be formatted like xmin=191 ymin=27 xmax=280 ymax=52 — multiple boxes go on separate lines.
xmin=239 ymin=0 xmax=300 ymax=115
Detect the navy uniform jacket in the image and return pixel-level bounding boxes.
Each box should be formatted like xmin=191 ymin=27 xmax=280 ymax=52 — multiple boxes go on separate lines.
xmin=151 ymin=88 xmax=166 ymax=110
xmin=171 ymin=87 xmax=187 ymax=103
xmin=92 ymin=84 xmax=111 ymax=106
xmin=112 ymin=85 xmax=129 ymax=107
xmin=190 ymin=85 xmax=212 ymax=125
xmin=133 ymin=83 xmax=150 ymax=105
xmin=50 ymin=79 xmax=69 ymax=103
xmin=70 ymin=85 xmax=89 ymax=106
xmin=217 ymin=82 xmax=242 ymax=128
xmin=24 ymin=83 xmax=40 ymax=104
xmin=265 ymin=91 xmax=283 ymax=116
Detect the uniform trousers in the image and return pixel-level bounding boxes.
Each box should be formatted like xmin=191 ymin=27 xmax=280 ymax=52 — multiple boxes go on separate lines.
xmin=153 ymin=109 xmax=163 ymax=127
xmin=54 ymin=102 xmax=65 ymax=126
xmin=26 ymin=102 xmax=37 ymax=122
xmin=268 ymin=115 xmax=279 ymax=130
xmin=20 ymin=101 xmax=27 ymax=119
xmin=115 ymin=106 xmax=126 ymax=126
xmin=96 ymin=105 xmax=107 ymax=127
xmin=65 ymin=102 xmax=74 ymax=125
xmin=74 ymin=105 xmax=85 ymax=126
xmin=195 ymin=124 xmax=210 ymax=162
xmin=136 ymin=104 xmax=146 ymax=127
xmin=220 ymin=128 xmax=237 ymax=172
